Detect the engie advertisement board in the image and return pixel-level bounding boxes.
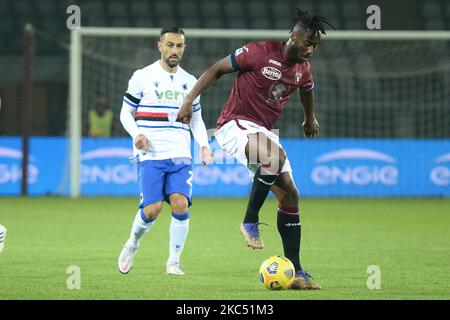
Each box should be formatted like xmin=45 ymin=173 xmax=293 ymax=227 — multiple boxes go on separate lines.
xmin=0 ymin=137 xmax=449 ymax=197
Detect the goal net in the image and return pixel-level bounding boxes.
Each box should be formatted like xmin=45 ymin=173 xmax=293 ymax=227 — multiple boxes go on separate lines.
xmin=68 ymin=28 xmax=450 ymax=197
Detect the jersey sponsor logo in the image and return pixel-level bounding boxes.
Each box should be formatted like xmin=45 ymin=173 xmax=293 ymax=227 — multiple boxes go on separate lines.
xmin=295 ymin=72 xmax=302 ymax=84
xmin=268 ymin=59 xmax=282 ymax=67
xmin=311 ymin=148 xmax=398 ymax=186
xmin=154 ymin=89 xmax=187 ymax=101
xmin=261 ymin=66 xmax=282 ymax=80
xmin=430 ymin=153 xmax=450 ymax=186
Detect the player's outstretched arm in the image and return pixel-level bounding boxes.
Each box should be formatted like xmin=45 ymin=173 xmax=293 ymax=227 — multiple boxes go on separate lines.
xmin=299 ymin=90 xmax=319 ymax=138
xmin=178 ymin=57 xmax=235 ymax=123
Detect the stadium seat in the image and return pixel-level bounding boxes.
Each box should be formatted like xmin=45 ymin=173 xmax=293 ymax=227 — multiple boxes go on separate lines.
xmin=247 ymin=0 xmax=267 ymax=15
xmin=297 ymin=0 xmax=315 ymax=13
xmin=316 ymin=0 xmax=340 ymax=27
xmin=198 ymin=1 xmax=222 ymax=28
xmin=271 ymin=1 xmax=292 ymax=29
xmin=200 ymin=0 xmax=221 ymax=16
xmin=84 ymin=15 xmax=108 ymax=27
xmin=81 ymin=0 xmax=104 ymax=15
xmin=425 ymin=19 xmax=445 ymax=30
xmin=224 ymin=0 xmax=244 ymax=17
xmin=338 ymin=0 xmax=361 ymax=30
xmin=157 ymin=16 xmax=179 ymax=28
xmin=41 ymin=18 xmax=60 ymax=34
xmin=247 ymin=0 xmax=271 ymax=29
xmin=446 ymin=0 xmax=450 ymax=15
xmin=35 ymin=0 xmax=56 ymax=17
xmin=344 ymin=18 xmax=361 ymax=30
xmin=203 ymin=17 xmax=225 ymax=29
xmin=223 ymin=0 xmax=248 ymax=28
xmin=176 ymin=0 xmax=197 ymax=18
xmin=107 ymin=1 xmax=129 ymax=19
xmin=0 ymin=15 xmax=15 ymax=34
xmin=130 ymin=0 xmax=151 ymax=18
xmin=421 ymin=0 xmax=445 ymax=30
xmin=110 ymin=18 xmax=130 ymax=27
xmin=180 ymin=16 xmax=202 ymax=28
xmin=133 ymin=17 xmax=154 ymax=28
xmin=153 ymin=0 xmax=175 ymax=16
xmin=153 ymin=0 xmax=179 ymax=28
xmin=80 ymin=0 xmax=106 ymax=26
xmin=12 ymin=0 xmax=33 ymax=17
xmin=421 ymin=1 xmax=442 ymax=18
xmin=0 ymin=0 xmax=9 ymax=13
xmin=341 ymin=0 xmax=361 ymax=17
xmin=249 ymin=18 xmax=272 ymax=29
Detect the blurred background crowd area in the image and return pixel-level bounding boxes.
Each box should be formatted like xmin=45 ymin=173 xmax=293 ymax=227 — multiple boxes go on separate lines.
xmin=0 ymin=0 xmax=449 ymax=137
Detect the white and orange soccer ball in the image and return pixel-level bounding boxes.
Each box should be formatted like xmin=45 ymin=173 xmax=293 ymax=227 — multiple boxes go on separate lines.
xmin=259 ymin=255 xmax=295 ymax=290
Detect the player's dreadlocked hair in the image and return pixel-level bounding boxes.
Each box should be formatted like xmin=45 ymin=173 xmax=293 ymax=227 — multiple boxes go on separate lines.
xmin=290 ymin=7 xmax=336 ymax=39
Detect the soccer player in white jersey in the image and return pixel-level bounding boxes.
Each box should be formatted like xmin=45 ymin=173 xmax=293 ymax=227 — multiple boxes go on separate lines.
xmin=118 ymin=27 xmax=213 ymax=276
xmin=0 ymin=224 xmax=6 ymax=254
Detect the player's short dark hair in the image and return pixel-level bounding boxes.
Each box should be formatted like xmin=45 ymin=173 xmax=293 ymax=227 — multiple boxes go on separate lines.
xmin=160 ymin=27 xmax=185 ymax=38
xmin=290 ymin=7 xmax=336 ymax=39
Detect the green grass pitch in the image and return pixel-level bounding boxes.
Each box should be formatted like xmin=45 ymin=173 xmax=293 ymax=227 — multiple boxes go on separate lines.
xmin=0 ymin=197 xmax=449 ymax=300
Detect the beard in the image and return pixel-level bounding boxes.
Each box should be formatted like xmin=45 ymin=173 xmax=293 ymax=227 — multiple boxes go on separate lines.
xmin=165 ymin=55 xmax=180 ymax=68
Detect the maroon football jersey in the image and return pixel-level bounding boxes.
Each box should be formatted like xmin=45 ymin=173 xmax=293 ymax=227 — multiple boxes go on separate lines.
xmin=216 ymin=41 xmax=314 ymax=130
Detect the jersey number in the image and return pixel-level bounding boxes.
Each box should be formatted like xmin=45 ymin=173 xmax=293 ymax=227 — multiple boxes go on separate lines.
xmin=187 ymin=170 xmax=193 ymax=196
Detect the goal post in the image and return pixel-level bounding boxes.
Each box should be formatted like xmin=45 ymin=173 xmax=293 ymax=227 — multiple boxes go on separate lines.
xmin=69 ymin=28 xmax=82 ymax=199
xmin=69 ymin=28 xmax=450 ymax=198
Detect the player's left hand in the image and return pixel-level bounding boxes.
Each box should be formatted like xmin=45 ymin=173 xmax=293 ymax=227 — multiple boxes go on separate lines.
xmin=201 ymin=146 xmax=214 ymax=166
xmin=302 ymin=117 xmax=319 ymax=138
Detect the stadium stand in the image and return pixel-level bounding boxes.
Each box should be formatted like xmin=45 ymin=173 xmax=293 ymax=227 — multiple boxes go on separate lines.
xmin=0 ymin=0 xmax=449 ymax=137
xmin=1 ymin=0 xmax=449 ymax=55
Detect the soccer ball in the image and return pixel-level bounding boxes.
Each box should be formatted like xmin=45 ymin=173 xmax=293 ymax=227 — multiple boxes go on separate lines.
xmin=259 ymin=255 xmax=295 ymax=290
xmin=0 ymin=224 xmax=6 ymax=254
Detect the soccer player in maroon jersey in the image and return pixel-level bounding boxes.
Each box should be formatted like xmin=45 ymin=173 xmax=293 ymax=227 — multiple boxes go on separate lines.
xmin=178 ymin=8 xmax=334 ymax=289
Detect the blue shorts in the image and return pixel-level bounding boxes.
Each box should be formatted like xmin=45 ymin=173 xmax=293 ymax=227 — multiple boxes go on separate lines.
xmin=137 ymin=157 xmax=193 ymax=209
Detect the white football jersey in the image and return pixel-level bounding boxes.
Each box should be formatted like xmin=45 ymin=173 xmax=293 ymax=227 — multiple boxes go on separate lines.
xmin=122 ymin=60 xmax=205 ymax=161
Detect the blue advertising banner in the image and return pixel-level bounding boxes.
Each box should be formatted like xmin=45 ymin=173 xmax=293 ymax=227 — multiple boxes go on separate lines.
xmin=0 ymin=137 xmax=449 ymax=197
xmin=283 ymin=139 xmax=450 ymax=197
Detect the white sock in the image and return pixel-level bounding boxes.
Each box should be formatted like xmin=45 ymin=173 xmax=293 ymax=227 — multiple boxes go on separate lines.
xmin=127 ymin=209 xmax=155 ymax=248
xmin=167 ymin=212 xmax=190 ymax=265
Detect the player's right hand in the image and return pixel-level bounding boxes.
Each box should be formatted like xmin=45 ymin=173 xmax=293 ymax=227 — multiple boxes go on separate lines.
xmin=178 ymin=97 xmax=194 ymax=124
xmin=134 ymin=134 xmax=150 ymax=151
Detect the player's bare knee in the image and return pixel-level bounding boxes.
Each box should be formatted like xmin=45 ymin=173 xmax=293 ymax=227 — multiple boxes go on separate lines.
xmin=143 ymin=203 xmax=162 ymax=220
xmin=170 ymin=195 xmax=188 ymax=214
